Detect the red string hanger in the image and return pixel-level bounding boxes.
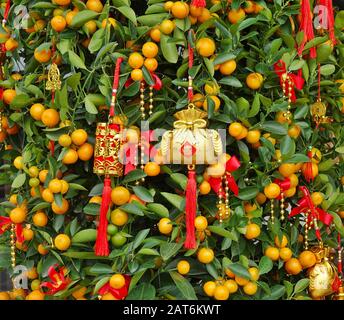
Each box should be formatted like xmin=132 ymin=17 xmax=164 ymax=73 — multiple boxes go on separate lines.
xmin=2 ymin=0 xmax=10 ymax=27
xmin=298 ymin=0 xmax=317 ymax=59
xmin=317 ymin=0 xmax=336 ymax=45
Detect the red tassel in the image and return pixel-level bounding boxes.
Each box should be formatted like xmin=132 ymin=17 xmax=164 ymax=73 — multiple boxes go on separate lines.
xmin=184 ymin=169 xmax=197 ymax=249
xmin=95 ymin=177 xmax=112 ymax=256
xmin=15 ymin=224 xmax=24 ymax=244
xmin=318 ymin=0 xmax=336 ymax=45
xmin=304 ymin=150 xmax=314 ymax=182
xmin=298 ymin=0 xmax=317 ymax=59
xmin=191 ymin=0 xmax=206 ymax=8
xmin=3 ymin=0 xmax=10 ymax=23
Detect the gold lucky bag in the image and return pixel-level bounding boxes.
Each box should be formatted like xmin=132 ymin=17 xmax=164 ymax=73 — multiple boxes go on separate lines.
xmin=161 ymin=107 xmax=223 ymax=165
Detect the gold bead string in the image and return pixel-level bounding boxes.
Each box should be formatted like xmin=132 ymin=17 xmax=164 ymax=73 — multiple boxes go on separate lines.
xmin=281 ymin=73 xmax=292 ymax=121
xmin=218 ymin=184 xmax=223 ymax=223
xmin=0 ymin=110 xmax=2 ymax=133
xmin=270 ymin=199 xmax=275 ymax=225
xmin=140 ymin=82 xmax=146 ymax=120
xmin=140 ymin=137 xmax=145 ymax=184
xmin=224 ymin=176 xmax=230 ymax=221
xmin=10 ymin=224 xmax=16 ymax=269
xmin=304 ymin=210 xmax=310 ymax=250
xmin=280 ymin=192 xmax=285 ymax=221
xmin=149 ymin=86 xmax=154 ymax=116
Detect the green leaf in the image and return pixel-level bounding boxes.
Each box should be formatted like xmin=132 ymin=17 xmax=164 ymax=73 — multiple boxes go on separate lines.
xmin=30 ymin=202 xmax=51 ymax=214
xmin=137 ymin=13 xmax=169 ymax=27
xmin=89 ymin=263 xmax=113 ymax=274
xmin=227 ymin=263 xmax=251 ymax=279
xmin=62 ymin=252 xmax=110 ymax=259
xmin=133 ymin=186 xmax=154 ymax=203
xmin=238 ymin=187 xmax=259 ymax=201
xmin=122 ymin=170 xmax=147 ymax=184
xmin=132 ymin=229 xmax=150 ymax=250
xmin=284 ymin=154 xmax=309 ymax=163
xmin=85 ymin=95 xmax=98 ymax=114
xmin=258 ymin=256 xmax=273 ymax=275
xmin=289 ymin=59 xmax=305 ymax=71
xmin=120 ymin=203 xmax=144 ymax=216
xmin=161 ymin=192 xmax=185 ymax=211
xmin=320 ymin=64 xmax=335 ymax=76
xmin=71 ymin=10 xmax=99 ymax=28
xmin=261 ymin=121 xmax=288 ymax=135
xmin=11 ymin=173 xmax=26 ymax=189
xmin=146 ymin=203 xmax=169 ymax=218
xmin=117 ymin=5 xmax=137 ymax=25
xmin=160 ymin=242 xmax=183 ymax=261
xmin=219 ymin=76 xmax=242 ymax=88
xmin=293 ymin=278 xmax=309 ymax=294
xmin=127 ymin=283 xmax=156 ymax=300
xmin=238 ymin=17 xmax=257 ymax=31
xmin=207 ymin=226 xmax=238 ymax=241
xmin=262 ymin=285 xmax=286 ymax=300
xmin=160 ymin=34 xmax=178 ymax=64
xmin=170 ymin=173 xmax=187 ymax=190
xmin=248 ymin=93 xmax=260 ymax=117
xmin=280 ymin=136 xmax=295 ymax=158
xmin=93 ymin=277 xmax=111 ymax=294
xmin=169 ymin=271 xmax=197 ymax=300
xmin=68 ymin=50 xmax=87 ymax=70
xmin=72 ymin=229 xmax=97 ymax=243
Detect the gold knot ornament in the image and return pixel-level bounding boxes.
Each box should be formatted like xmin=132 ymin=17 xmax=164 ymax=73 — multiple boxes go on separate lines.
xmin=310 ymin=100 xmax=333 ymax=126
xmin=161 ymin=105 xmax=223 ymax=165
xmin=308 ymin=246 xmax=338 ymax=300
xmin=46 ymin=63 xmax=61 ymax=91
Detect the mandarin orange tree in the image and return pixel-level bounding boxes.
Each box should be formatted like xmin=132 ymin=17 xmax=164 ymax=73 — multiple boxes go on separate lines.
xmin=0 ymin=0 xmax=343 ymax=301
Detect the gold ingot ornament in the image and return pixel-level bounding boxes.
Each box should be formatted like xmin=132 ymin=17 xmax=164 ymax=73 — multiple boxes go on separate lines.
xmin=310 ymin=99 xmax=333 ymax=127
xmin=161 ymin=105 xmax=223 ymax=165
xmin=308 ymin=246 xmax=338 ymax=300
xmin=46 ymin=63 xmax=62 ymax=91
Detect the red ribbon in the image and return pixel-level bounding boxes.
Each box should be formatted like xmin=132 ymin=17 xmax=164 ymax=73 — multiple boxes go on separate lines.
xmin=208 ymin=156 xmax=241 ymax=196
xmin=109 ymin=57 xmax=123 ymax=117
xmin=3 ymin=0 xmax=10 ymax=24
xmin=187 ymin=42 xmax=194 ymax=102
xmin=99 ymin=275 xmax=131 ymax=300
xmin=0 ymin=216 xmax=24 ymax=243
xmin=274 ymin=178 xmax=291 ymax=200
xmin=40 ymin=264 xmax=71 ymax=295
xmin=124 ymin=73 xmax=162 ymax=91
xmin=289 ymin=186 xmax=333 ymax=240
xmin=274 ymin=60 xmax=305 ymax=102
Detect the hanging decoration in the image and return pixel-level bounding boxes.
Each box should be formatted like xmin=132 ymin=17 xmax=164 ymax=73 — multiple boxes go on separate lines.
xmin=161 ymin=31 xmax=223 ymax=249
xmin=208 ymin=156 xmax=240 ymax=223
xmin=93 ymin=57 xmax=124 ymax=257
xmin=40 ymin=264 xmax=71 ymax=295
xmin=98 ymin=275 xmax=131 ymax=300
xmin=333 ymin=234 xmax=344 ymax=300
xmin=274 ymin=60 xmax=304 ymax=121
xmin=316 ymin=0 xmax=336 ymax=44
xmin=190 ymin=0 xmax=206 ymax=8
xmin=273 ymin=178 xmax=291 ymax=222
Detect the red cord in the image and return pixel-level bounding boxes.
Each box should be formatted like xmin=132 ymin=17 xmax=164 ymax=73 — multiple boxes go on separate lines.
xmin=109 ymin=57 xmax=123 ymax=117
xmin=317 ymin=63 xmax=321 ymax=101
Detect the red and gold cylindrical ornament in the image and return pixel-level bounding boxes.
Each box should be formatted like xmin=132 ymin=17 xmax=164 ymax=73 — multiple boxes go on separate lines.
xmin=93 ymin=123 xmax=108 ymax=175
xmin=105 ymin=122 xmax=123 ymax=177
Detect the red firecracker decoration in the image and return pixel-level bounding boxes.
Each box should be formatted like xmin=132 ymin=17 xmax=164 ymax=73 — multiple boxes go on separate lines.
xmin=40 ymin=265 xmax=71 ymax=295
xmin=191 ymin=0 xmax=206 ymax=8
xmin=99 ymin=275 xmax=131 ymax=300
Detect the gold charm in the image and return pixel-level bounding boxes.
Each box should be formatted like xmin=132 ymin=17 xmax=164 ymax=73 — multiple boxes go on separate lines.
xmin=310 ymin=99 xmax=333 ymax=126
xmin=46 ymin=63 xmax=62 ymax=91
xmin=308 ymin=246 xmax=337 ymax=300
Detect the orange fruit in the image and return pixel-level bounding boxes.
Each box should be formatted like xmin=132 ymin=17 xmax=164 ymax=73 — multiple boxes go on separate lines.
xmin=203 ymin=281 xmax=216 ymax=297
xmin=203 ymin=95 xmax=221 ymax=112
xmin=225 ymin=268 xmax=235 ymax=278
xmin=5 ymin=38 xmax=18 ymax=51
xmin=62 ymin=148 xmax=79 ymax=164
xmin=34 ymin=48 xmax=52 ymax=63
xmin=54 ymin=234 xmax=71 ymax=251
xmin=289 ymin=173 xmax=299 ymax=188
xmin=53 ymin=0 xmax=71 ymax=4
xmin=199 ymin=180 xmax=211 ymax=195
xmin=131 ymin=69 xmax=143 ymax=81
xmin=3 ymin=89 xmax=16 ymax=104
xmin=265 ymin=246 xmax=280 ymax=261
xmin=279 ymin=247 xmax=292 ymax=262
xmin=10 ymin=207 xmax=26 ymax=224
xmin=235 ymin=275 xmax=249 ymax=286
xmin=243 ymin=282 xmax=258 ymax=295
xmin=144 ymin=162 xmax=161 ymax=176
xmin=256 ymin=192 xmax=267 ymax=205
xmin=298 ymin=250 xmax=317 ymax=269
xmin=264 ymin=183 xmax=281 ymax=199
xmin=301 ymin=162 xmax=318 ymax=180
xmin=150 ymin=28 xmax=161 ymax=42
xmin=245 ymin=223 xmax=261 ymax=240
xmin=39 ymin=170 xmax=49 ymax=183
xmin=311 ymin=192 xmax=323 ymax=206
xmin=71 ymin=129 xmax=88 ymax=146
xmin=13 ymin=156 xmax=23 ymax=170
xmin=244 ymin=1 xmax=255 ymax=13
xmin=171 ymin=1 xmax=190 ymax=19
xmin=142 ymin=41 xmax=159 ymax=58
xmin=160 ymin=19 xmax=175 ymax=35
xmin=30 ymin=103 xmax=46 ymax=121
xmin=246 ymin=72 xmax=263 ymax=90
xmin=190 ymin=5 xmax=203 ymax=17
xmin=42 ymin=188 xmax=54 ymax=203
xmin=177 ymin=260 xmax=190 ymax=275
xmin=214 ymin=285 xmax=230 ymax=300
xmin=72 ymin=286 xmax=87 ymax=299
xmin=110 ymin=208 xmax=128 ymax=227
xmin=158 ymin=218 xmax=173 ymax=235
xmin=110 ymin=274 xmax=125 ymax=289
xmin=278 ymin=163 xmax=296 ymax=177
xmin=86 ymin=0 xmax=103 ymax=12
xmin=128 ymin=52 xmax=144 ymax=69
xmin=101 ymin=292 xmax=118 ymax=300
xmin=89 ymin=196 xmax=102 ymax=204
xmin=248 ymin=267 xmax=260 ymax=281
xmin=60 ymin=180 xmax=69 ymax=195
xmin=235 ymin=126 xmax=248 ymax=140
xmin=111 ymin=186 xmax=130 ymax=206
xmin=77 ymin=143 xmax=94 ymax=161
xmin=191 ymin=93 xmax=205 ymax=108
xmin=227 ymin=8 xmax=246 ymax=24
xmin=101 ymin=18 xmax=117 ymax=29
xmin=37 ymin=244 xmax=49 ymax=255
xmin=254 ymin=3 xmax=264 ymax=13
xmin=51 ymin=15 xmax=66 ymax=32
xmin=284 ymin=187 xmax=296 ymax=198
xmin=9 ymin=194 xmax=18 ymax=205
xmin=310 ymin=147 xmax=322 ymax=164
xmin=246 ymin=130 xmax=261 ymax=144
xmin=198 ymin=8 xmax=212 ymax=23
xmin=276 ymin=111 xmax=292 ymax=124
xmin=0 ymin=131 xmax=7 ymax=142
xmin=196 ymin=38 xmax=216 ymax=57
xmin=228 ymin=122 xmax=243 ymax=137
xmin=10 ymin=288 xmax=26 ymax=299
xmin=224 ymin=279 xmax=238 ymax=293
xmin=288 ymin=125 xmax=301 ymax=139
xmin=23 ymin=228 xmax=34 ymax=241
xmin=194 ymin=216 xmax=208 ymax=231
xmin=26 ymin=290 xmax=45 ymax=300
xmin=33 ymin=211 xmax=48 ymax=227
xmin=58 ymin=134 xmax=72 ymax=147
xmin=164 ymin=1 xmax=174 ymax=11
xmin=0 ymin=292 xmax=10 ymax=300
xmin=48 ymin=178 xmax=62 ymax=193
xmin=219 ymin=60 xmax=237 ymax=75
xmin=285 ymin=258 xmax=302 ymax=275
xmin=204 ymin=83 xmax=220 ymax=95
xmin=65 ymin=11 xmax=77 ymax=26
xmin=26 ymin=267 xmax=38 ymax=280
xmin=52 ymin=198 xmax=69 ymax=215
xmin=274 ymin=235 xmax=288 ymax=248
xmin=41 ymin=109 xmax=60 ymax=128
xmin=197 ymin=247 xmax=214 ymax=264
xmin=144 ymin=58 xmax=158 ymax=72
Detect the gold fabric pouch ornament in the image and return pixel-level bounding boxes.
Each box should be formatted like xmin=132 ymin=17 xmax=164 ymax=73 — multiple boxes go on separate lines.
xmin=308 ymin=245 xmax=338 ymax=299
xmin=93 ymin=57 xmax=124 ymax=257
